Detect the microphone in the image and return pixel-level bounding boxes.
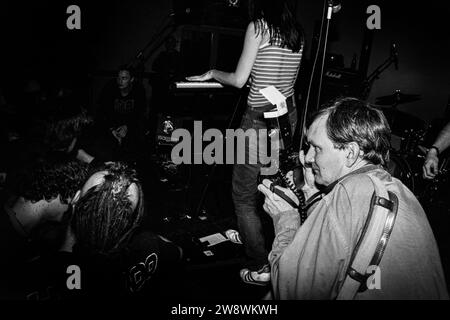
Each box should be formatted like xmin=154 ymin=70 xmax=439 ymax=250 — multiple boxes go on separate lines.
xmin=328 ymin=0 xmax=342 ymax=12
xmin=332 ymin=3 xmax=342 ymax=13
xmin=391 ymin=43 xmax=399 ymax=70
xmin=327 ymin=0 xmax=342 ymax=18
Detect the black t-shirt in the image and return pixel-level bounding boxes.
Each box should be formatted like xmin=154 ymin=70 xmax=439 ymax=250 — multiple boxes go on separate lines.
xmin=14 ymin=229 xmax=183 ymax=300
xmin=97 ymin=81 xmax=147 ymax=131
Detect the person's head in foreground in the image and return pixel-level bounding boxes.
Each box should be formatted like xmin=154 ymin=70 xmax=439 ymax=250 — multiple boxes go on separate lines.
xmin=11 ymin=153 xmax=87 ymax=232
xmin=70 ymin=162 xmax=144 ymax=256
xmin=257 ymin=97 xmax=449 ymax=300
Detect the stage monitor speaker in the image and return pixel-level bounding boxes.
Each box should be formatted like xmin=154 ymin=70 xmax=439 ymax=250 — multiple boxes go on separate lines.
xmin=320 ymin=67 xmax=360 ymax=104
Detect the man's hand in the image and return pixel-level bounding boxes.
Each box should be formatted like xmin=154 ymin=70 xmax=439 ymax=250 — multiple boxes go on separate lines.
xmin=258 ymin=179 xmax=299 ymax=217
xmin=111 ymin=125 xmax=128 ymax=143
xmin=299 ymin=150 xmax=319 ymax=199
xmin=116 ymin=125 xmax=128 ymax=138
xmin=423 ymin=148 xmax=439 ymax=179
xmin=186 ymin=70 xmax=214 ymax=82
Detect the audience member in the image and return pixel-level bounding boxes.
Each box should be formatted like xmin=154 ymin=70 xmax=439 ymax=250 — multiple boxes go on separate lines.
xmin=259 ymin=97 xmax=448 ymax=299
xmin=0 ymin=153 xmax=87 ymax=299
xmin=87 ymin=65 xmax=147 ymax=164
xmin=16 ymin=162 xmax=183 ymax=300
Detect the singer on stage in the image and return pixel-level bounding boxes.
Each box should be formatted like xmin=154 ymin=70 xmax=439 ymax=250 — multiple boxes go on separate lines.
xmin=187 ymin=0 xmax=304 ymax=286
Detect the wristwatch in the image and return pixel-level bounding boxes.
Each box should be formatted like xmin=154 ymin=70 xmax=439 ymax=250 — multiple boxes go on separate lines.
xmin=429 ymin=145 xmax=440 ymax=156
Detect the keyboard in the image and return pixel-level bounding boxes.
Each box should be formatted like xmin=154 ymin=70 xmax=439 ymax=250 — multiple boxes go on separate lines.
xmin=174 ymin=81 xmax=224 ymax=89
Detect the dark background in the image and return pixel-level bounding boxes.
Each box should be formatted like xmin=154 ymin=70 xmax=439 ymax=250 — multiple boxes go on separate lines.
xmin=1 ymin=0 xmax=449 ymax=301
xmin=1 ymin=0 xmax=449 ymax=123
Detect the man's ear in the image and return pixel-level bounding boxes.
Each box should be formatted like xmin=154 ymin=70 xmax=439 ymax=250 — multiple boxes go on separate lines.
xmin=345 ymin=142 xmax=362 ymax=167
xmin=71 ymin=190 xmax=81 ymax=205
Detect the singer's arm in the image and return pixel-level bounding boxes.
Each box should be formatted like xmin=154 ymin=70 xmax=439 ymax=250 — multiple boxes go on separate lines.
xmin=186 ymin=22 xmax=262 ymax=88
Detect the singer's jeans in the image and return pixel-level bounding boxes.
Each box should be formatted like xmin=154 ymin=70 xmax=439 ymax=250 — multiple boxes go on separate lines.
xmin=232 ymin=97 xmax=297 ymax=271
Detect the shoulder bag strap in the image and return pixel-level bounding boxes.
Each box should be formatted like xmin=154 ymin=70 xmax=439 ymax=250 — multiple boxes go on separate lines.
xmin=336 ymin=172 xmax=399 ymax=300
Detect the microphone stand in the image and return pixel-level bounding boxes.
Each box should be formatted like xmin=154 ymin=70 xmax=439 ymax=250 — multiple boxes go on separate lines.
xmin=315 ymin=0 xmax=341 ymax=110
xmin=192 ymin=90 xmax=246 ymax=219
xmin=128 ymin=13 xmax=177 ymax=71
xmin=360 ymin=53 xmax=396 ymax=99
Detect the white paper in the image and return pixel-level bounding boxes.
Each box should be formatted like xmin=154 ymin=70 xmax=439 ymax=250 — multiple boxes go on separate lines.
xmin=199 ymin=233 xmax=229 ymax=247
xmin=259 ymin=86 xmax=285 ymax=104
xmin=259 ymin=85 xmax=288 ymax=114
xmin=263 ymin=108 xmax=288 ymax=119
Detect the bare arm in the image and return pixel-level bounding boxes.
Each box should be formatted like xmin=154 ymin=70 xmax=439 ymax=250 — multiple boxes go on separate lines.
xmin=423 ymin=121 xmax=450 ymax=179
xmin=76 ymin=149 xmax=94 ymax=164
xmin=431 ymin=121 xmax=450 ymax=154
xmin=186 ymin=22 xmax=262 ymax=88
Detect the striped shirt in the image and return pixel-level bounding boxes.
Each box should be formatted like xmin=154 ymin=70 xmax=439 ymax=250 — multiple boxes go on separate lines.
xmin=248 ymin=38 xmax=303 ymax=108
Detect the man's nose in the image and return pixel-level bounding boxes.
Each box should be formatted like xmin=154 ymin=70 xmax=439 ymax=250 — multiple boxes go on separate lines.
xmin=305 ymin=146 xmax=314 ymax=164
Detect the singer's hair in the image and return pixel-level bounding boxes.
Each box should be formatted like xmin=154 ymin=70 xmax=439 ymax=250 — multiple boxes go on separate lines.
xmin=248 ymin=0 xmax=304 ymax=52
xmin=311 ymin=97 xmax=391 ymax=166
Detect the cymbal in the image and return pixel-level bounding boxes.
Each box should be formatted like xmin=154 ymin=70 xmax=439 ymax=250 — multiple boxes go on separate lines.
xmin=375 ymin=90 xmax=421 ymax=106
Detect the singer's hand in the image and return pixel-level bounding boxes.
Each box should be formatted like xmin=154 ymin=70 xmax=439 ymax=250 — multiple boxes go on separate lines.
xmin=186 ymin=70 xmax=214 ymax=82
xmin=299 ymin=150 xmax=319 ymax=199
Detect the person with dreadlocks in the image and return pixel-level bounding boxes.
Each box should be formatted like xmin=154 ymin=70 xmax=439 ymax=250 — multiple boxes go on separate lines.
xmin=13 ymin=162 xmax=183 ymax=300
xmin=63 ymin=162 xmax=183 ymax=299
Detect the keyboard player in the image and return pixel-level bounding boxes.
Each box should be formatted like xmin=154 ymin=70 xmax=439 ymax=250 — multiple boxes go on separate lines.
xmin=185 ymin=0 xmax=305 ymax=288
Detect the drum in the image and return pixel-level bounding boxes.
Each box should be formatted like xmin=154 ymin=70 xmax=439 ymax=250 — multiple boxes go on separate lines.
xmin=400 ymin=129 xmax=427 ymax=155
xmin=388 ymin=150 xmax=450 ymax=206
xmin=382 ymin=108 xmax=425 ymax=138
xmin=386 ymin=152 xmax=421 ymax=192
xmin=389 ymin=128 xmax=427 ymax=154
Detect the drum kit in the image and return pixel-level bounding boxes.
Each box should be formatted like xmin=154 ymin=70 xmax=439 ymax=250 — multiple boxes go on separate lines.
xmin=373 ymin=89 xmax=432 ymax=200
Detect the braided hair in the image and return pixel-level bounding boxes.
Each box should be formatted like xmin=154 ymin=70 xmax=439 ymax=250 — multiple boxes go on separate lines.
xmin=71 ymin=162 xmax=145 ymax=256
